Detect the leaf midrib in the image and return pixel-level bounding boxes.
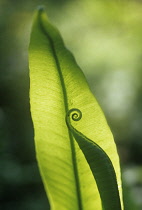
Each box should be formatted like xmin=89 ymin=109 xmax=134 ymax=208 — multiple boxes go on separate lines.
xmin=39 ymin=10 xmax=83 ymax=210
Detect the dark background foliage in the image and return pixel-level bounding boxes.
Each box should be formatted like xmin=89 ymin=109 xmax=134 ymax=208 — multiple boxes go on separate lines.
xmin=0 ymin=0 xmax=142 ymax=209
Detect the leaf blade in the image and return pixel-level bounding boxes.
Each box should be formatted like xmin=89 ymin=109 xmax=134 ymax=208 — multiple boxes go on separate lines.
xmin=29 ymin=8 xmax=123 ymax=210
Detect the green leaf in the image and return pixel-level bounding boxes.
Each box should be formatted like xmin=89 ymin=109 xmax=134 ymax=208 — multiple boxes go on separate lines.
xmin=29 ymin=8 xmax=123 ymax=210
xmin=66 ymin=109 xmax=122 ymax=210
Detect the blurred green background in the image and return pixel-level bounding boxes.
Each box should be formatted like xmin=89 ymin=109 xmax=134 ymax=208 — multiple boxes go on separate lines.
xmin=0 ymin=0 xmax=142 ymax=209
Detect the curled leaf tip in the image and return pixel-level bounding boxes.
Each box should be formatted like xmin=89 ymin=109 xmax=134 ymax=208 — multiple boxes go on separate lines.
xmin=67 ymin=108 xmax=82 ymax=122
xmin=66 ymin=109 xmax=82 ymax=130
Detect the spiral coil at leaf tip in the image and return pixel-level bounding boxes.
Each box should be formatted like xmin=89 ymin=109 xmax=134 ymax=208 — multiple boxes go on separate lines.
xmin=68 ymin=108 xmax=82 ymax=121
